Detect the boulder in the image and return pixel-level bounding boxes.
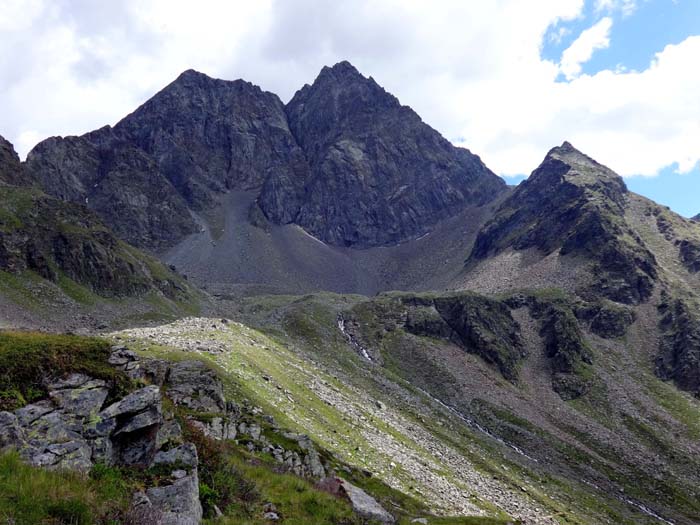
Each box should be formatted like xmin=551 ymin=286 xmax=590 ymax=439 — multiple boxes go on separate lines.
xmin=146 ymin=472 xmax=203 ymax=525
xmin=49 ymin=380 xmax=109 ymax=417
xmin=337 ymin=478 xmax=395 ymax=523
xmin=101 ymin=385 xmax=162 ymax=419
xmin=15 ymin=401 xmax=54 ymax=426
xmin=0 ymin=411 xmax=24 ymax=451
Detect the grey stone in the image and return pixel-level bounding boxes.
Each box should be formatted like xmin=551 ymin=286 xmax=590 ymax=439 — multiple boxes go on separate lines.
xmin=15 ymin=401 xmax=54 ymax=426
xmin=48 ymin=440 xmax=92 ymax=472
xmin=338 ymin=478 xmax=395 ymax=523
xmin=157 ymin=418 xmax=183 ymax=449
xmin=101 ymin=385 xmax=161 ymax=419
xmin=46 ymin=373 xmax=92 ymax=390
xmin=153 ymin=443 xmax=198 ymax=469
xmin=114 ymin=405 xmax=162 ymax=435
xmin=90 ymin=437 xmax=114 ymax=464
xmin=0 ymin=411 xmax=24 ymax=450
xmin=147 ymin=472 xmax=203 ymax=525
xmin=167 ymin=360 xmax=225 ymax=413
xmin=109 ymin=346 xmax=138 ymax=366
xmin=49 ymin=384 xmax=109 ymax=417
xmin=27 ymin=411 xmax=83 ymax=445
xmin=84 ymin=414 xmax=118 ymax=438
xmin=116 ymin=429 xmax=160 ymax=467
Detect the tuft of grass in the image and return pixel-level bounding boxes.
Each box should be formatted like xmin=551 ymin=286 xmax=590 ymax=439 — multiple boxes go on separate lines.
xmin=0 ymin=331 xmax=131 ymax=411
xmin=0 ymin=451 xmax=130 ymax=524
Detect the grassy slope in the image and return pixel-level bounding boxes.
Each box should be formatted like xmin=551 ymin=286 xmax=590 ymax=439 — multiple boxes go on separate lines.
xmin=209 ymin=291 xmax=700 ymax=524
xmin=0 ymin=185 xmax=205 ymax=331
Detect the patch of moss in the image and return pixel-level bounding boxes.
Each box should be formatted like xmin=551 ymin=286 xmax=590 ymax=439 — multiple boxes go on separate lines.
xmin=0 ymin=331 xmax=131 ymax=410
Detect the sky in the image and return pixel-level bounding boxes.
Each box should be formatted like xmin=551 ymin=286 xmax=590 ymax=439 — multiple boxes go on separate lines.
xmin=0 ymin=0 xmax=698 ymax=216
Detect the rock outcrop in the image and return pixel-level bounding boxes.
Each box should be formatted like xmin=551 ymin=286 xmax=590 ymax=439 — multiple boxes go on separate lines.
xmin=0 ymin=136 xmax=191 ymax=299
xmin=656 ymin=296 xmax=700 ymax=395
xmin=259 ymin=61 xmax=506 ymax=247
xmin=678 ymin=238 xmax=700 ymax=273
xmin=347 ymin=292 xmax=526 ymax=381
xmin=26 ymin=70 xmax=308 ymax=250
xmin=0 ymin=135 xmax=25 ymax=186
xmin=468 ymin=142 xmax=658 ymax=304
xmin=26 ymin=134 xmax=198 ymax=251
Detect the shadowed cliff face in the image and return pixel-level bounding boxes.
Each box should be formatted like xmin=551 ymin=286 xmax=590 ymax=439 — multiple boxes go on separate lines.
xmin=25 ymin=134 xmax=198 ymax=251
xmin=0 ymin=135 xmax=191 ymax=299
xmin=26 ymin=63 xmax=505 ymax=252
xmin=26 ymin=70 xmax=309 ymax=251
xmin=259 ymin=61 xmax=506 ymax=247
xmin=112 ymin=70 xmax=309 ymax=210
xmin=468 ymin=142 xmax=658 ymax=304
xmin=0 ymin=136 xmax=25 ymax=187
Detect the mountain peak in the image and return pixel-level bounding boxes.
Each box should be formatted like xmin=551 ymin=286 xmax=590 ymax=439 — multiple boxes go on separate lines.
xmin=540 ymin=141 xmax=625 ymax=191
xmin=318 ymin=60 xmax=363 ymax=81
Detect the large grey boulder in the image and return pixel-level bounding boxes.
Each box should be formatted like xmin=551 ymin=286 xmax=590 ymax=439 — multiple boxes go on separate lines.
xmin=146 ymin=472 xmax=203 ymax=525
xmin=15 ymin=401 xmax=54 ymax=426
xmin=48 ymin=375 xmax=109 ymax=418
xmin=153 ymin=443 xmax=198 ymax=469
xmin=338 ymin=478 xmax=395 ymax=523
xmin=101 ymin=385 xmax=162 ymax=419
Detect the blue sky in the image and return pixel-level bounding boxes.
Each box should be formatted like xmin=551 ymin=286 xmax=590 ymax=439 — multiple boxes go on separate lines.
xmin=530 ymin=0 xmax=700 ymax=217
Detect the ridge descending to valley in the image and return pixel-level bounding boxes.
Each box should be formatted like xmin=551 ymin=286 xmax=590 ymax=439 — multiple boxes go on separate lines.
xmin=1 ymin=61 xmax=700 ymax=524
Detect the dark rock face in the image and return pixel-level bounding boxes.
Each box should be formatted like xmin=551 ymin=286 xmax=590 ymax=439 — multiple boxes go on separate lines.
xmin=539 ymin=305 xmax=592 ymax=399
xmin=25 ymin=64 xmax=504 ymax=251
xmin=0 ymin=136 xmax=190 ymax=299
xmin=113 ymin=70 xmax=309 ymax=210
xmin=349 ymin=292 xmax=526 ymax=381
xmin=259 ymin=61 xmax=506 ymax=247
xmin=0 ymin=135 xmax=25 ymax=186
xmin=678 ymin=239 xmax=700 ymax=273
xmin=469 ymin=142 xmax=657 ymax=304
xmin=506 ymin=293 xmax=594 ymax=399
xmin=656 ymin=296 xmax=700 ymax=394
xmin=575 ymin=301 xmax=636 ymax=339
xmin=26 ymin=134 xmax=197 ymax=251
xmin=692 ymin=214 xmax=700 ymax=221
xmin=25 ymin=70 xmax=307 ymax=250
xmin=0 ymin=187 xmax=183 ymax=297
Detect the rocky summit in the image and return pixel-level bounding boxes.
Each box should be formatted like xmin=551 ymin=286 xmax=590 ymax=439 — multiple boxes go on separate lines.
xmin=258 ymin=61 xmax=505 ymax=247
xmin=2 ymin=61 xmax=700 ymax=525
xmin=27 ymin=62 xmax=504 ymax=255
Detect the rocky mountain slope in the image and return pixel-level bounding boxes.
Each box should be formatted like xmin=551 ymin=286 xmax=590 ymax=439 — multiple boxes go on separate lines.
xmin=0 ymin=136 xmax=202 ymax=331
xmin=25 ymin=62 xmax=505 ymax=262
xmin=258 ymin=61 xmax=505 ymax=247
xmin=3 ymin=60 xmax=700 ymax=525
xmin=464 ymin=142 xmax=657 ymax=304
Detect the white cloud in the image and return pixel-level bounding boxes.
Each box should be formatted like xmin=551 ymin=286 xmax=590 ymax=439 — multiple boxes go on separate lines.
xmin=0 ymin=0 xmax=698 ymax=183
xmin=560 ymin=17 xmax=613 ymax=80
xmin=595 ymin=0 xmax=638 ymax=17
